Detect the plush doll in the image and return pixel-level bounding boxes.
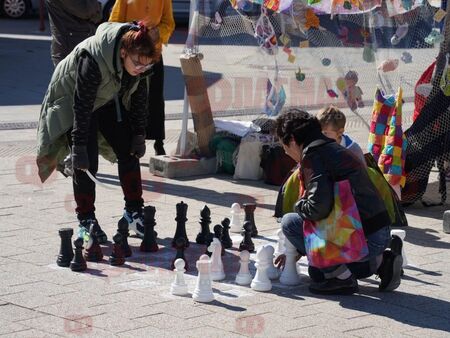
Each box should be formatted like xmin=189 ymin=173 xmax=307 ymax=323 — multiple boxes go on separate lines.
xmin=337 ymin=70 xmax=364 ymax=111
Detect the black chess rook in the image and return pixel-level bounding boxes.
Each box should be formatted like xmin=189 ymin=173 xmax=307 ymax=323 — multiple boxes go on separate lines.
xmin=220 ymin=218 xmax=233 ymax=249
xmin=84 ymin=222 xmax=103 ymax=262
xmin=243 ymin=203 xmax=258 ymax=237
xmin=239 ymin=221 xmax=255 ymax=253
xmin=118 ymin=217 xmax=132 ymax=257
xmin=110 ymin=233 xmax=126 ymax=266
xmin=172 ymin=201 xmax=190 ymax=248
xmin=70 ymin=238 xmax=87 ymax=272
xmin=196 ymin=205 xmax=212 ymax=245
xmin=171 ymin=237 xmax=188 ymax=270
xmin=57 ymin=228 xmax=74 ymax=267
xmin=141 ymin=205 xmax=159 ymax=252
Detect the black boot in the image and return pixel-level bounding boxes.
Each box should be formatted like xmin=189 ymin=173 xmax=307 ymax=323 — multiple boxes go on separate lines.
xmin=154 ymin=140 xmax=166 ymax=156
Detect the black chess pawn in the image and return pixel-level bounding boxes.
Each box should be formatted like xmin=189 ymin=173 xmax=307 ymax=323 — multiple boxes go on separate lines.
xmin=110 ymin=233 xmax=126 ymax=266
xmin=220 ymin=218 xmax=233 ymax=249
xmin=204 ymin=232 xmax=215 ymax=257
xmin=141 ymin=206 xmax=159 ymax=252
xmin=171 ymin=237 xmax=188 ymax=270
xmin=117 ymin=217 xmax=132 ymax=257
xmin=213 ymin=223 xmax=225 ymax=256
xmin=243 ymin=203 xmax=258 ymax=237
xmin=196 ymin=205 xmax=212 ymax=245
xmin=70 ymin=238 xmax=87 ymax=272
xmin=172 ymin=201 xmax=190 ymax=248
xmin=239 ymin=221 xmax=255 ymax=253
xmin=57 ymin=228 xmax=74 ymax=267
xmin=84 ymin=222 xmax=103 ymax=262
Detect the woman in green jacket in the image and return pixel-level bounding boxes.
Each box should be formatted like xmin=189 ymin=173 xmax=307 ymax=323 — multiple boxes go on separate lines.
xmin=37 ymin=21 xmax=161 ymax=242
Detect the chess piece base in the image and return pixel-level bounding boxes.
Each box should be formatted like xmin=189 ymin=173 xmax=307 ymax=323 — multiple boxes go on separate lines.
xmin=239 ymin=243 xmax=255 ymax=253
xmin=235 ymin=274 xmax=252 ymax=285
xmin=84 ymin=246 xmax=103 ymax=262
xmin=279 ymin=271 xmax=301 ymax=286
xmin=251 ymin=279 xmax=272 ymax=292
xmin=170 ymin=283 xmax=189 ymax=296
xmin=57 ymin=255 xmax=72 ymax=268
xmin=210 ymin=271 xmax=225 ymax=281
xmin=192 ymin=290 xmax=215 ymax=303
xmin=70 ymin=261 xmax=87 ymax=272
xmin=140 ymin=243 xmax=159 ymax=252
xmin=109 ymin=256 xmax=125 ymax=266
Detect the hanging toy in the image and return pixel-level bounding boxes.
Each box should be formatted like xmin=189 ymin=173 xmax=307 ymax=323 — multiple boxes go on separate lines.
xmin=295 ymin=68 xmax=305 ymax=81
xmin=391 ymin=23 xmax=409 ymax=46
xmin=378 ymin=58 xmax=399 ymax=73
xmin=363 ymin=43 xmax=376 ymax=63
xmin=265 ymin=80 xmax=286 ymax=116
xmin=343 ymin=70 xmax=364 ymax=111
xmin=343 ymin=1 xmax=352 ymax=10
xmin=254 ymin=10 xmax=278 ymax=55
xmin=324 ymin=80 xmax=339 ymax=98
xmin=401 ymin=0 xmax=413 ymax=11
xmin=211 ymin=11 xmax=223 ymax=30
xmin=425 ymin=28 xmax=445 ymax=45
xmin=322 ymin=58 xmax=331 ymax=66
xmin=304 ymin=8 xmax=320 ymax=30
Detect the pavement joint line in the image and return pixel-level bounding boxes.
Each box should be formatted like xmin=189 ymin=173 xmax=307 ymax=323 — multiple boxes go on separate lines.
xmin=343 ymin=326 xmax=377 ymax=333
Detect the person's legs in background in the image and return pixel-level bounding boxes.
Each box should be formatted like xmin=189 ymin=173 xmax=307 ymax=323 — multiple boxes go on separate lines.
xmin=147 ymin=56 xmax=166 ymax=156
xmin=98 ymin=103 xmax=145 ymax=237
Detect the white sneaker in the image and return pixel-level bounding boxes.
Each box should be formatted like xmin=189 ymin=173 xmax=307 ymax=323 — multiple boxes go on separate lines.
xmin=123 ymin=210 xmax=144 ymax=238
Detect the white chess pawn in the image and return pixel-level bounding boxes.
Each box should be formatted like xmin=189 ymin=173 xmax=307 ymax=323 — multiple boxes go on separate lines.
xmin=170 ymin=258 xmax=189 ymax=296
xmin=235 ymin=250 xmax=253 ymax=285
xmin=208 ymin=238 xmax=225 ymax=281
xmin=230 ymin=203 xmax=242 ymax=233
xmin=251 ymin=245 xmax=272 ymax=292
xmin=279 ymin=237 xmax=301 ymax=286
xmin=391 ymin=229 xmax=408 ymax=267
xmin=192 ymin=254 xmax=215 ymax=303
xmin=274 ymin=229 xmax=285 ymax=257
xmin=265 ymin=245 xmax=280 ymax=280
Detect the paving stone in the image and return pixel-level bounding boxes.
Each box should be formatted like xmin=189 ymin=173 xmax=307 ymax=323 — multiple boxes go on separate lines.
xmin=18 ymin=314 xmax=92 ymax=337
xmin=1 ymin=291 xmax=61 ymax=309
xmin=179 ymin=326 xmax=245 ymax=338
xmin=0 ymin=328 xmax=60 ymax=338
xmin=77 ymin=313 xmax=148 ymax=333
xmin=0 ymin=303 xmax=46 ymax=322
xmin=133 ymin=313 xmax=204 ymax=330
xmin=35 ymin=302 xmax=107 ymax=320
xmin=116 ymin=325 xmax=169 ymax=337
xmin=0 ymin=322 xmax=30 ymax=335
xmin=348 ymin=326 xmax=423 ymax=338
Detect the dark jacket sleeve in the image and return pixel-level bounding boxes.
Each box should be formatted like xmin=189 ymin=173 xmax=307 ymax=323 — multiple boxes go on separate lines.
xmin=56 ymin=0 xmax=101 ymax=22
xmin=71 ymin=53 xmax=101 ymax=146
xmin=295 ymin=154 xmax=334 ymax=221
xmin=128 ymin=78 xmax=148 ymax=136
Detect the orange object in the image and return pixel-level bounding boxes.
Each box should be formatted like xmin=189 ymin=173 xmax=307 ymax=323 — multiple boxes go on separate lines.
xmin=304 ymin=8 xmax=320 ymax=30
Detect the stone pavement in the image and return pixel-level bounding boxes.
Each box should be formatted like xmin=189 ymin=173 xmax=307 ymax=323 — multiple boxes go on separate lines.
xmin=1 ymin=17 xmax=450 ymax=338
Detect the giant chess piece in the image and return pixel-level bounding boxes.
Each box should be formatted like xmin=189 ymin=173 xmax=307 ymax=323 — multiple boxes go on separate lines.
xmin=172 ymin=201 xmax=190 ymax=248
xmin=251 ymin=245 xmax=272 ymax=292
xmin=172 ymin=237 xmax=188 ymax=271
xmin=208 ymin=238 xmax=225 ymax=281
xmin=230 ymin=203 xmax=242 ymax=233
xmin=213 ymin=224 xmax=225 ymax=256
xmin=204 ymin=232 xmax=215 ymax=257
xmin=238 ymin=221 xmax=255 ymax=253
xmin=117 ymin=217 xmax=132 ymax=257
xmin=196 ymin=205 xmax=212 ymax=245
xmin=221 ymin=218 xmax=233 ymax=249
xmin=70 ymin=238 xmax=87 ymax=272
xmin=243 ymin=203 xmax=258 ymax=237
xmin=192 ymin=254 xmax=215 ymax=303
xmin=57 ymin=228 xmax=74 ymax=267
xmin=109 ymin=233 xmax=126 ymax=266
xmin=266 ymin=245 xmax=280 ymax=280
xmin=274 ymin=229 xmax=286 ymax=257
xmin=84 ymin=222 xmax=103 ymax=262
xmin=170 ymin=258 xmax=189 ymax=296
xmin=235 ymin=250 xmax=252 ymax=285
xmin=141 ymin=205 xmax=159 ymax=252
xmin=279 ymin=237 xmax=301 ymax=286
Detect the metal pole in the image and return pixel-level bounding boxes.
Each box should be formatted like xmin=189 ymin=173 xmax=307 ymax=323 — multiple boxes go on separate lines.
xmin=39 ymin=0 xmax=45 ymax=31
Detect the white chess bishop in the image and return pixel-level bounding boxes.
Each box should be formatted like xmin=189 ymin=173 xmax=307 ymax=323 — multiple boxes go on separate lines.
xmin=170 ymin=258 xmax=189 ymax=296
xmin=250 ymin=245 xmax=272 ymax=292
xmin=235 ymin=250 xmax=252 ymax=285
xmin=230 ymin=203 xmax=242 ymax=233
xmin=279 ymin=237 xmax=301 ymax=286
xmin=192 ymin=255 xmax=215 ymax=303
xmin=208 ymin=238 xmax=225 ymax=281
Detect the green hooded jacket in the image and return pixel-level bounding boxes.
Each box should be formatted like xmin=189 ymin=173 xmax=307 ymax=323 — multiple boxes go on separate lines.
xmin=36 ymin=22 xmax=148 ymax=183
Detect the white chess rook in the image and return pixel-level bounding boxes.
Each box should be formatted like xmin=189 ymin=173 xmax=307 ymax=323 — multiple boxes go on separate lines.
xmin=230 ymin=203 xmax=243 ymax=233
xmin=279 ymin=237 xmax=301 ymax=286
xmin=391 ymin=229 xmax=408 ymax=267
xmin=274 ymin=229 xmax=286 ymax=257
xmin=208 ymin=238 xmax=225 ymax=281
xmin=192 ymin=255 xmax=215 ymax=302
xmin=251 ymin=245 xmax=272 ymax=292
xmin=235 ymin=250 xmax=253 ymax=285
xmin=266 ymin=245 xmax=280 ymax=280
xmin=170 ymin=258 xmax=189 ymax=296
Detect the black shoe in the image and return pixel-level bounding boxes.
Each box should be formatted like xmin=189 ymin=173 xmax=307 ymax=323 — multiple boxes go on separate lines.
xmin=309 ymin=276 xmax=358 ymax=295
xmin=78 ymin=219 xmax=107 ymax=244
xmin=308 ymin=266 xmax=325 ymax=283
xmin=154 ymin=140 xmax=166 ymax=156
xmin=377 ymin=250 xmax=403 ymax=292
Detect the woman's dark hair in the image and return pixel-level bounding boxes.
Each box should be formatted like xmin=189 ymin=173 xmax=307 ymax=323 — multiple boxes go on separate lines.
xmin=275 ymin=108 xmax=322 ymax=146
xmin=121 ymin=21 xmax=161 ymax=63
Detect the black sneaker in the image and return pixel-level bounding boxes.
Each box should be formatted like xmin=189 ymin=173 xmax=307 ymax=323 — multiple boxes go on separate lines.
xmin=309 ymin=275 xmax=358 ymax=295
xmin=308 ymin=266 xmax=325 ymax=283
xmin=377 ymin=250 xmax=403 ymax=292
xmin=78 ymin=219 xmax=107 ymax=244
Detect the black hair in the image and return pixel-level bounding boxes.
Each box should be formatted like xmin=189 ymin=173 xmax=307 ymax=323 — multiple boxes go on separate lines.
xmin=275 ymin=108 xmax=322 ymax=146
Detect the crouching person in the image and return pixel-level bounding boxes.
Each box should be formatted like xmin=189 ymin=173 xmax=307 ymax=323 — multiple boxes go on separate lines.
xmin=36 ymin=21 xmax=161 ymax=242
xmin=275 ymin=108 xmax=402 ymax=295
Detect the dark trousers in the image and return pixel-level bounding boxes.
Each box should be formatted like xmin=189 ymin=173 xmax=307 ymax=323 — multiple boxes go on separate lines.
xmin=69 ymin=103 xmax=143 ymax=221
xmin=146 ymin=56 xmax=165 ymax=141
